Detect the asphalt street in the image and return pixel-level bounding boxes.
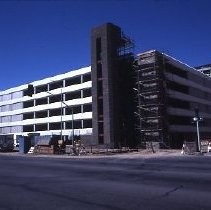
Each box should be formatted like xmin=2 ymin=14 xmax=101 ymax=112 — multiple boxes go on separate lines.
xmin=0 ymin=152 xmax=211 ymax=210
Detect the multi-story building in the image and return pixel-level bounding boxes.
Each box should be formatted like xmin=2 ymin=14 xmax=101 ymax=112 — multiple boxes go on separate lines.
xmin=0 ymin=67 xmax=92 ymax=146
xmin=134 ymin=50 xmax=211 ymax=148
xmin=0 ymin=22 xmax=211 ymax=149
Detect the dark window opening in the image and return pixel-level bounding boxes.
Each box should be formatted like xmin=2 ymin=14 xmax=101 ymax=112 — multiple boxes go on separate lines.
xmin=66 ymin=120 xmax=82 ymax=129
xmin=167 ymin=81 xmax=189 ymax=94
xmin=23 ymin=125 xmax=34 ymax=132
xmin=168 ymin=98 xmax=190 ymax=109
xmin=66 ymin=106 xmax=80 ymax=115
xmin=66 ymin=121 xmax=73 ymax=129
xmin=35 ymin=111 xmax=48 ymax=118
xmin=65 ymin=107 xmax=73 ymax=115
xmin=98 ymin=135 xmax=104 ymax=144
xmin=83 ymin=104 xmax=92 ymax=112
xmin=98 ymin=122 xmax=104 ymax=134
xmin=23 ymin=112 xmax=34 ymax=120
xmin=83 ymin=73 xmax=91 ymax=82
xmin=169 ymin=115 xmax=191 ymax=125
xmin=49 ymin=94 xmax=61 ymax=103
xmin=83 ymin=88 xmax=92 ymax=98
xmin=66 ymin=76 xmax=81 ymax=86
xmin=49 ymin=122 xmax=61 ymax=130
xmin=65 ymin=91 xmax=81 ymax=100
xmin=83 ymin=119 xmax=92 ymax=128
xmin=96 ymin=38 xmax=102 ymax=61
xmin=49 ymin=108 xmax=62 ymax=117
xmin=74 ymin=120 xmax=82 ymax=129
xmin=166 ymin=63 xmax=188 ymax=78
xmin=23 ymin=100 xmax=34 ymax=108
xmin=35 ymin=98 xmax=48 ymax=106
xmin=66 ymin=105 xmax=81 ymax=115
xmin=98 ymin=99 xmax=103 ymax=115
xmin=35 ymin=85 xmax=48 ymax=93
xmin=97 ymin=63 xmax=102 ymax=78
xmin=35 ymin=123 xmax=48 ymax=131
xmin=49 ymin=81 xmax=63 ymax=90
xmin=97 ymin=81 xmax=103 ymax=96
xmin=98 ymin=115 xmax=104 ymax=121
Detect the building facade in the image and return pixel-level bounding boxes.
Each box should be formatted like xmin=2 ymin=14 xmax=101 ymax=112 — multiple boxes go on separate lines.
xmin=134 ymin=50 xmax=211 ymax=148
xmin=91 ymin=23 xmax=136 ymax=148
xmin=0 ymin=67 xmax=92 ymax=145
xmin=1 ymin=23 xmax=211 ymax=149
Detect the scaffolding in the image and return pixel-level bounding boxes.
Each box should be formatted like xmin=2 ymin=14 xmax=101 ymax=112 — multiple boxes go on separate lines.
xmin=118 ymin=32 xmax=134 ymax=57
xmin=134 ymin=51 xmax=167 ymax=147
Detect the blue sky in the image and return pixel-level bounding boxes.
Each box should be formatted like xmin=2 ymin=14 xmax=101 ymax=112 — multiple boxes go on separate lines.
xmin=0 ymin=0 xmax=210 ymax=90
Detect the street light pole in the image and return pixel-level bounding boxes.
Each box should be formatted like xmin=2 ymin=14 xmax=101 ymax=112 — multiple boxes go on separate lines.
xmin=71 ymin=106 xmax=74 ymax=146
xmin=193 ymin=107 xmax=203 ymax=153
xmin=196 ymin=120 xmax=201 ymax=153
xmin=60 ymin=88 xmax=63 ymax=141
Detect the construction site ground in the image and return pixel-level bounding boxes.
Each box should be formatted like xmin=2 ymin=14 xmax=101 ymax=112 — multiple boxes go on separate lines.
xmin=1 ymin=149 xmax=210 ymax=159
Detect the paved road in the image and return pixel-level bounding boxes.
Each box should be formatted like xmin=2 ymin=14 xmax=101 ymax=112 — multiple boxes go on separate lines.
xmin=0 ymin=153 xmax=211 ymax=210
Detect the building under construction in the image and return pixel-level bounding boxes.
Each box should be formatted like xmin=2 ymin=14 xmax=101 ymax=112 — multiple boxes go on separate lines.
xmin=1 ymin=23 xmax=211 ymax=149
xmin=134 ymin=50 xmax=211 ymax=148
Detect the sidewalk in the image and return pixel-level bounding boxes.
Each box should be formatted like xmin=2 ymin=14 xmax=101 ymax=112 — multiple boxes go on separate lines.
xmin=0 ymin=149 xmax=183 ymax=159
